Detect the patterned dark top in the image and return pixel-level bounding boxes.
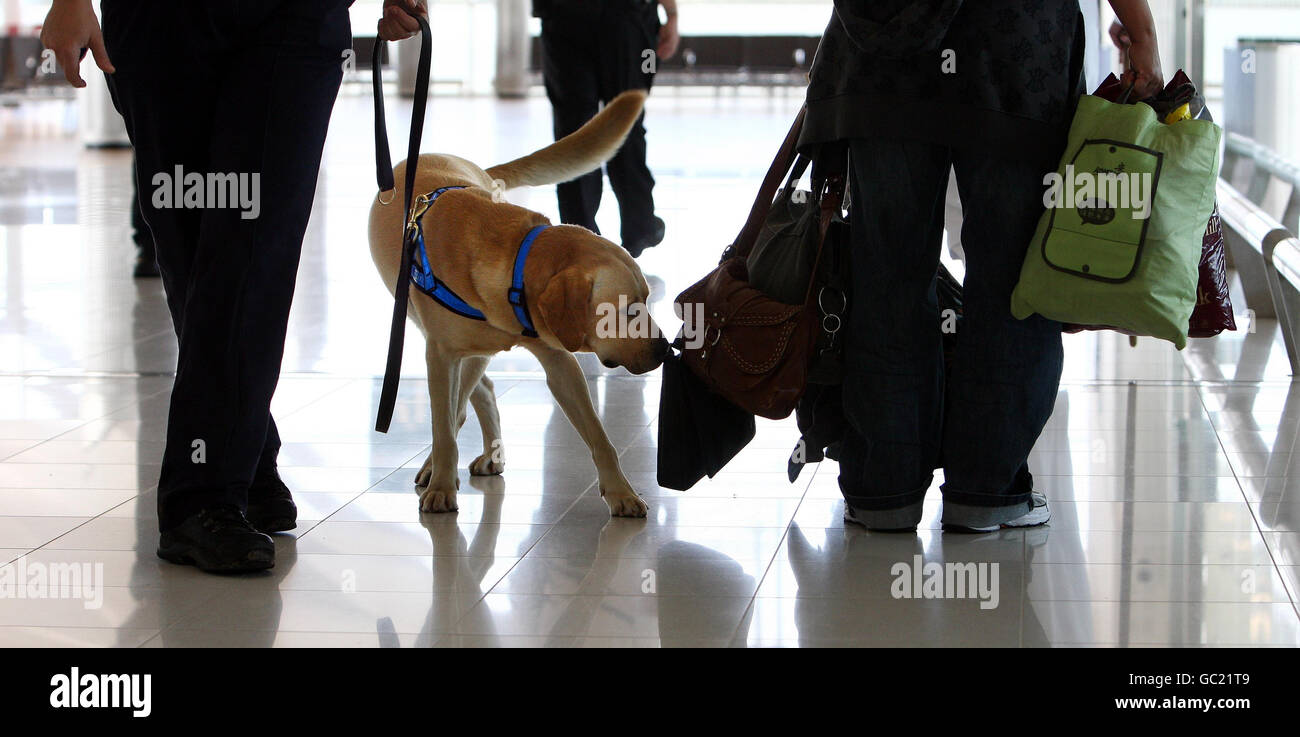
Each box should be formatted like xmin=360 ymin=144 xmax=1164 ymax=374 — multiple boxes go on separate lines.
xmin=799 ymin=0 xmax=1087 ymax=160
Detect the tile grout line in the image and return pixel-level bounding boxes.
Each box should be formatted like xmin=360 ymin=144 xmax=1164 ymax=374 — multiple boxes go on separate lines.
xmin=1188 ymin=374 xmax=1300 ymax=621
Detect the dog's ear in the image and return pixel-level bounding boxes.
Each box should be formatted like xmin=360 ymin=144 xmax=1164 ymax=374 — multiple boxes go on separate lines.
xmin=536 ymin=267 xmax=594 ymax=352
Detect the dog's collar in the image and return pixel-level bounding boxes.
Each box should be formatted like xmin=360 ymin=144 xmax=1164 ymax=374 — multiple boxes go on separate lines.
xmin=409 ymin=185 xmax=549 ymax=338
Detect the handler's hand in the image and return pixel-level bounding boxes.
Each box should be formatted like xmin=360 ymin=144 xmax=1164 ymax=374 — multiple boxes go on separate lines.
xmin=657 ymin=14 xmax=680 ymax=61
xmin=378 ymin=0 xmax=429 ymax=42
xmin=40 ymin=0 xmax=114 ymax=88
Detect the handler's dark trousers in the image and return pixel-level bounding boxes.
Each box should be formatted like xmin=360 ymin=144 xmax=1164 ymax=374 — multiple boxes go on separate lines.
xmin=840 ymin=137 xmax=1065 ymax=530
xmin=539 ymin=0 xmax=659 ymax=245
xmin=102 ymin=0 xmax=352 ymax=531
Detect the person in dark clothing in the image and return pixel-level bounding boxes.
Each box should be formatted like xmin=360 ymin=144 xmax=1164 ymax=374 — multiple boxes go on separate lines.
xmin=39 ymin=0 xmax=394 ymax=572
xmin=799 ymin=0 xmax=1164 ymax=532
xmin=130 ymin=159 xmax=158 ymax=278
xmin=534 ymin=0 xmax=678 ymax=257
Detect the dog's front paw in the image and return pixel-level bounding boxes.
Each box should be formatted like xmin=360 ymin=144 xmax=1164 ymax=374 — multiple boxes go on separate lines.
xmin=414 ymin=454 xmax=434 ymax=488
xmin=418 ymin=486 xmax=459 ymax=513
xmin=600 ymin=483 xmax=649 ymax=518
xmin=468 ymin=453 xmax=504 ymax=476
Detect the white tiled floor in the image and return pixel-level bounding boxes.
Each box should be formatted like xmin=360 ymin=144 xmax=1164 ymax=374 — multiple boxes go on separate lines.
xmin=2 ymin=90 xmax=1299 ymax=647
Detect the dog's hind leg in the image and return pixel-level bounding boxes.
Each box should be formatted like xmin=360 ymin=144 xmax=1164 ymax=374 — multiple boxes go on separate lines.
xmin=464 ymin=359 xmax=505 ymax=476
xmin=453 ymin=356 xmax=484 ymax=431
xmin=415 ymin=342 xmax=461 ymax=513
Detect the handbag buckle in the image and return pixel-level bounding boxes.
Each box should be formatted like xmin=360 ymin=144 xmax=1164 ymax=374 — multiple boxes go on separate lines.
xmin=817 ymin=286 xmax=846 ymax=317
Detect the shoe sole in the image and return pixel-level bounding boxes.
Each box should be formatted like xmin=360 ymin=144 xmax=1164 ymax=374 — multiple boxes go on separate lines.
xmin=157 ymin=545 xmax=275 ymax=573
xmin=942 ymin=516 xmax=1051 ymax=534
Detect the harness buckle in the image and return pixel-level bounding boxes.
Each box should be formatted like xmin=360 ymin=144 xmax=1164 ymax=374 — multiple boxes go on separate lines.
xmin=406 ymin=192 xmax=432 ymax=234
xmin=507 ymin=286 xmax=526 ymax=307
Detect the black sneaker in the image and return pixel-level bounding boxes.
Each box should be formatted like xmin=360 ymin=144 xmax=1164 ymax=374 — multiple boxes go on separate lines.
xmin=624 ymin=216 xmax=665 ymax=258
xmin=246 ymin=470 xmax=298 ymax=534
xmin=157 ymin=506 xmax=275 ymax=573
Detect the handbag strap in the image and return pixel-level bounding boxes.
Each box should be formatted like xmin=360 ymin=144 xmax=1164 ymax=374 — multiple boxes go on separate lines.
xmin=732 ymin=105 xmax=807 ymax=260
xmin=374 ymin=14 xmax=433 ymax=434
xmin=785 ymin=155 xmax=811 ymax=191
xmin=802 ymin=142 xmax=848 ymax=305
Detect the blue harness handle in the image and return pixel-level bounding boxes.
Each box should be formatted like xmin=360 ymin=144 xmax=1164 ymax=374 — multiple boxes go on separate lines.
xmin=409 ymin=186 xmax=486 ymax=322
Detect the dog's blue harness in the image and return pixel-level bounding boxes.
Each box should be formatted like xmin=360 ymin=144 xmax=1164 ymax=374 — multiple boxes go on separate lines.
xmin=410 ymin=186 xmax=547 ymax=339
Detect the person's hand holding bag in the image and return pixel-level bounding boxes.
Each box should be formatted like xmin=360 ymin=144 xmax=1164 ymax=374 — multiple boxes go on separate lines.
xmin=1108 ymin=0 xmax=1164 ymax=98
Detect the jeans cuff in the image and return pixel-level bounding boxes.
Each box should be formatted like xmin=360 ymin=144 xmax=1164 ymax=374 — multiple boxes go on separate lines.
xmin=940 ymin=467 xmax=1034 ymax=511
xmin=844 ymin=499 xmax=926 ymax=529
xmin=840 ymin=476 xmax=930 ymax=516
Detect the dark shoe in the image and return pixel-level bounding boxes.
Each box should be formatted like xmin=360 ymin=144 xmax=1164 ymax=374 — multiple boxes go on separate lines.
xmin=623 ymin=216 xmax=665 ymax=258
xmin=157 ymin=506 xmax=275 ymax=573
xmin=246 ymin=470 xmax=298 ymax=534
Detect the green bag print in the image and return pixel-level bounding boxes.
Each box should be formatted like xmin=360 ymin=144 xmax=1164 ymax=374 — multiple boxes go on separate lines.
xmin=1009 ymin=93 xmax=1222 ymax=349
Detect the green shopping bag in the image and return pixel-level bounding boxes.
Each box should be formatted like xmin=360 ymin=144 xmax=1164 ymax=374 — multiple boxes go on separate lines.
xmin=1009 ymin=93 xmax=1222 ymax=349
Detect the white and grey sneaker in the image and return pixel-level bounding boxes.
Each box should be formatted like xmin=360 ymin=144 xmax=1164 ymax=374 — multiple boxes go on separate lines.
xmin=948 ymin=492 xmax=1050 ymax=533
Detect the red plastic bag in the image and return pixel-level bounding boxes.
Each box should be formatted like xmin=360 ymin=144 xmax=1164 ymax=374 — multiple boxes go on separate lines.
xmin=1188 ymin=204 xmax=1235 ymax=337
xmin=1063 ymin=72 xmax=1235 ymax=338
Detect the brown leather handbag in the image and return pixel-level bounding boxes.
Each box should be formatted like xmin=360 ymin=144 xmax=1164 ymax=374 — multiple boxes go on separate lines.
xmin=674 ymin=107 xmax=847 ymax=420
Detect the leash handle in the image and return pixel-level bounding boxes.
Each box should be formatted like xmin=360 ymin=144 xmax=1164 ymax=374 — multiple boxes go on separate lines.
xmin=374 ymin=14 xmax=433 ymax=434
xmin=372 ymin=34 xmax=394 ymax=197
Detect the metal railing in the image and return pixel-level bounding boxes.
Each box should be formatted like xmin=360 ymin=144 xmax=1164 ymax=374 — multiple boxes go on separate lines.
xmin=1218 ymin=135 xmax=1300 ymax=374
xmin=1223 ymin=132 xmax=1300 ymax=234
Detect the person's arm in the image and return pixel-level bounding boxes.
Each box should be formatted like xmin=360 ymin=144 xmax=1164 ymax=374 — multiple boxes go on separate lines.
xmin=378 ymin=0 xmax=428 ymax=42
xmin=39 ymin=0 xmax=114 ymax=88
xmin=657 ymin=0 xmax=680 ymax=61
xmin=1107 ymin=0 xmax=1164 ymax=98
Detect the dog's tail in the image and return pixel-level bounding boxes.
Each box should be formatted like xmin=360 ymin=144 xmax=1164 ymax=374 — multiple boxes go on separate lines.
xmin=485 ymin=90 xmax=647 ymax=190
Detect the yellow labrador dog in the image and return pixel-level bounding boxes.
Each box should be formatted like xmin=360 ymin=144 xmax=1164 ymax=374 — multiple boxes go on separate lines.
xmin=368 ymin=90 xmax=667 ymax=518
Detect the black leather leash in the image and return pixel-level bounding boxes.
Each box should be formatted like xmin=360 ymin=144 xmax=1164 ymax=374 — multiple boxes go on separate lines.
xmin=373 ymin=14 xmax=432 ymax=433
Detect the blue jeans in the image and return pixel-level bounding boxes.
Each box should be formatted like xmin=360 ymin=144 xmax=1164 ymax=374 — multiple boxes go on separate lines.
xmin=839 ymin=138 xmax=1065 ymax=529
